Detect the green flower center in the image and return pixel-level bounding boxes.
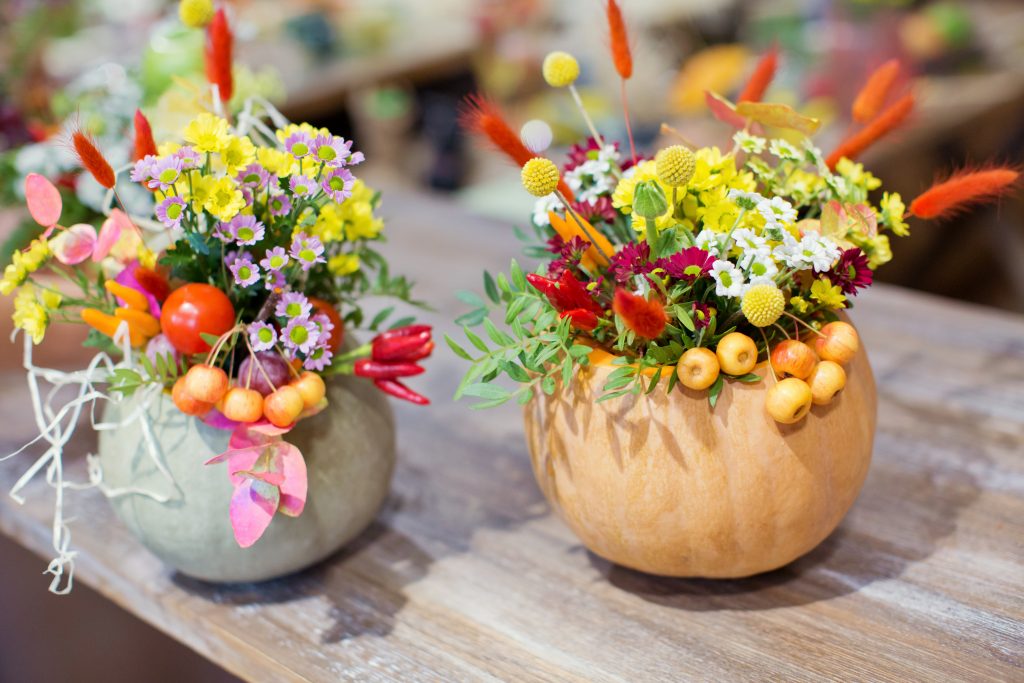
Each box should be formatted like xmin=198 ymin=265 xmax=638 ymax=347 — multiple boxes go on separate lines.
xmin=237 ymin=227 xmax=255 ymax=242
xmin=285 ymin=302 xmax=302 ymax=317
xmin=271 ymin=198 xmax=283 ymax=210
xmin=166 ymin=203 xmax=183 ymax=220
xmin=299 ymin=248 xmax=315 ymax=263
xmin=290 ymin=326 xmax=309 ymax=345
xmin=683 ymin=265 xmax=701 ymax=277
xmin=316 ymin=146 xmax=337 ymax=162
xmin=329 ymin=176 xmax=345 ymax=191
xmin=720 ymin=271 xmax=733 ymax=287
xmin=238 ymin=266 xmax=252 ymax=280
xmin=751 ymin=263 xmax=767 ymax=276
xmin=292 ymin=143 xmax=309 ymax=156
xmin=243 ymin=173 xmax=261 ymax=184
xmin=257 ymin=327 xmax=274 ymax=343
xmin=159 ymin=168 xmax=179 ymax=184
xmin=269 ymin=255 xmax=285 ymax=269
xmin=295 ymin=183 xmax=309 ymax=194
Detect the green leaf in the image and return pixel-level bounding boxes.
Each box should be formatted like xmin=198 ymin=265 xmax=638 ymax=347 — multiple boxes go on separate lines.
xmin=603 ymin=375 xmax=635 ymax=392
xmin=541 ymin=375 xmax=556 ymax=396
xmin=185 ymin=230 xmax=211 ymax=256
xmin=561 ymin=356 xmax=573 ymax=387
xmin=517 ymin=390 xmax=533 ymax=406
xmin=463 ymin=327 xmax=489 ymax=353
xmin=200 ymin=332 xmax=221 ymax=346
xmin=708 ymin=375 xmax=725 ymax=408
xmin=483 ymin=271 xmax=500 ymax=304
xmin=445 ymin=335 xmax=474 ymax=361
xmin=729 ymin=372 xmax=763 ymax=384
xmin=461 ymin=383 xmax=511 ymax=400
xmin=646 ymin=367 xmax=664 ymax=394
xmin=456 ymin=290 xmax=486 ymax=308
xmin=597 ymin=388 xmax=631 ymax=403
xmin=500 ymin=360 xmax=531 ymax=383
xmin=674 ymin=305 xmax=696 ymax=332
xmin=369 ymin=306 xmax=395 ymax=331
xmin=483 ymin=318 xmax=514 ymax=346
xmin=389 ymin=316 xmax=416 ymax=330
xmin=510 ymin=259 xmax=527 ymax=290
xmin=569 ymin=344 xmax=592 ymax=359
xmin=455 ymin=308 xmax=488 ymax=327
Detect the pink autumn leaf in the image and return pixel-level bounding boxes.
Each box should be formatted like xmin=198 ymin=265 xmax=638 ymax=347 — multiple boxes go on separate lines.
xmin=24 ymin=173 xmax=62 ymax=228
xmin=50 ymin=224 xmax=98 ymax=265
xmin=705 ymin=91 xmax=747 ymax=129
xmin=225 ymin=447 xmax=263 ymax=487
xmin=230 ymin=478 xmax=280 ymax=548
xmin=235 ymin=468 xmax=286 ymax=487
xmin=201 ymin=409 xmax=240 ymax=432
xmin=93 ymin=213 xmax=122 ymax=261
xmin=276 ymin=440 xmax=307 ymax=517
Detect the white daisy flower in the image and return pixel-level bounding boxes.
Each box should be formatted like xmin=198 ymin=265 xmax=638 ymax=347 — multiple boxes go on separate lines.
xmin=745 ymin=252 xmax=779 ymax=280
xmin=710 ymin=260 xmax=745 ymax=298
xmin=532 ymin=194 xmax=560 ymax=227
xmin=694 ymin=229 xmax=723 ymax=256
xmin=727 ymin=189 xmax=764 ymax=210
xmin=769 ymin=138 xmax=801 ymax=161
xmin=733 ymin=131 xmax=767 ymax=154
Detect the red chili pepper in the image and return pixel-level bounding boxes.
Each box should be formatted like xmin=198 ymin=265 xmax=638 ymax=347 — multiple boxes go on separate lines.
xmin=372 ymin=336 xmax=434 ymax=362
xmin=374 ymin=378 xmax=430 ymax=405
xmin=526 ymin=271 xmax=603 ymax=315
xmin=354 ymin=359 xmax=425 ymax=379
xmin=560 ymin=308 xmax=598 ymax=331
xmin=377 ymin=324 xmax=432 ymax=341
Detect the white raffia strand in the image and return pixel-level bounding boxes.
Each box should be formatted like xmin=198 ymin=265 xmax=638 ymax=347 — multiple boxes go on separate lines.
xmin=2 ymin=324 xmax=178 ymax=594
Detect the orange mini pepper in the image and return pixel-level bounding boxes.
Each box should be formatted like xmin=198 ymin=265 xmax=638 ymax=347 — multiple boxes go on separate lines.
xmin=104 ymin=280 xmax=149 ymax=311
xmin=82 ymin=308 xmax=148 ymax=348
xmin=114 ymin=308 xmax=161 ymax=338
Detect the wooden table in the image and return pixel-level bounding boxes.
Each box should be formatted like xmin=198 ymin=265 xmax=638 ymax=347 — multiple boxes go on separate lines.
xmin=0 ymin=186 xmax=1022 ymax=682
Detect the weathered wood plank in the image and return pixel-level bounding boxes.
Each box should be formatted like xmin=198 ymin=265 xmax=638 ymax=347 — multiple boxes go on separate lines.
xmin=0 ymin=185 xmax=1021 ymax=682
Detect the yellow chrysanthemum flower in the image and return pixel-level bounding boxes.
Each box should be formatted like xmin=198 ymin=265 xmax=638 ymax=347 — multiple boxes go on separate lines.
xmin=275 ymin=123 xmax=329 ymax=144
xmin=219 ymin=135 xmax=256 ymax=175
xmin=789 ymin=296 xmax=809 ymax=314
xmin=328 ymin=253 xmax=361 ymax=276
xmin=157 ymin=141 xmax=181 ymax=157
xmin=521 ymin=158 xmax=560 ymax=197
xmin=204 ymin=177 xmax=246 ymax=221
xmin=879 ymin=192 xmax=909 ymax=237
xmin=13 ymin=284 xmax=59 ymax=344
xmin=810 ymin=278 xmax=847 ymax=309
xmin=179 ymin=0 xmax=214 ymax=28
xmin=183 ymin=113 xmax=230 ymax=154
xmin=344 ymin=203 xmax=384 ymax=241
xmin=312 ymin=205 xmax=345 ymax=243
xmin=256 ymin=147 xmax=298 ymax=177
xmin=741 ymin=284 xmax=785 ymax=327
xmin=835 ymin=158 xmax=882 ymax=192
xmin=542 ymin=52 xmax=580 ymax=88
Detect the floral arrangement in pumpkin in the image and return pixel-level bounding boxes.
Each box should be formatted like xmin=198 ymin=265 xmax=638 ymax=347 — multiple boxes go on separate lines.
xmin=449 ymin=1 xmax=1018 ymax=422
xmin=3 ymin=1 xmax=431 ymax=589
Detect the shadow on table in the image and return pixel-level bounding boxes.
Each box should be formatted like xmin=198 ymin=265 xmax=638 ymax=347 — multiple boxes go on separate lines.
xmin=587 ymin=465 xmax=981 ymax=612
xmin=172 ymin=509 xmax=432 ymax=644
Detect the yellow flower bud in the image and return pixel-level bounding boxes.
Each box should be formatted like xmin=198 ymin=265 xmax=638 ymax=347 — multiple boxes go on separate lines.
xmin=741 ymin=284 xmax=785 ymax=328
xmin=179 ymin=0 xmax=215 ymax=28
xmin=655 ymin=145 xmax=696 ymax=187
xmin=521 ymin=158 xmax=560 ymax=197
xmin=542 ymin=51 xmax=580 ymax=88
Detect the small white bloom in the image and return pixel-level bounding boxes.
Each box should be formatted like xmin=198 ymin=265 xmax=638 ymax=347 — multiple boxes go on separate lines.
xmin=733 ymin=131 xmax=767 ymax=154
xmin=710 ymin=260 xmax=745 ymax=298
xmin=532 ymin=194 xmax=560 ymax=227
xmin=757 ymin=196 xmax=797 ymax=227
xmin=694 ymin=229 xmax=723 ymax=256
xmin=745 ymin=253 xmax=779 ymax=280
xmin=727 ymin=189 xmax=764 ymax=210
xmin=807 ymin=235 xmax=842 ymax=272
xmin=769 ymin=138 xmax=801 ymax=161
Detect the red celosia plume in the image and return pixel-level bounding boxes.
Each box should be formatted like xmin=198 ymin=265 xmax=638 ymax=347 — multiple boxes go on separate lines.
xmin=606 ymin=0 xmax=633 ymax=80
xmin=205 ymin=8 xmax=234 ymax=103
xmin=909 ymin=167 xmax=1020 ymax=220
xmin=71 ymin=129 xmax=116 ymax=190
xmin=460 ymin=94 xmax=574 ymax=199
xmin=133 ymin=109 xmax=158 ymax=161
xmin=852 ymin=59 xmax=901 ymax=124
xmin=826 ymin=93 xmax=914 ymax=169
xmin=613 ymin=289 xmax=667 ymax=340
xmin=737 ymin=45 xmax=779 ymax=103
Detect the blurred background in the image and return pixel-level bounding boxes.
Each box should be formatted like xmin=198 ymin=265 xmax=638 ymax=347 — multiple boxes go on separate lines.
xmin=0 ymin=0 xmax=1021 ymax=680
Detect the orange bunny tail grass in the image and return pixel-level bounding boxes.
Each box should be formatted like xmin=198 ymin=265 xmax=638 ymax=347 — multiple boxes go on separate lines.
xmin=71 ymin=129 xmax=116 ymax=189
xmin=205 ymin=8 xmax=234 ymax=103
xmin=613 ymin=289 xmax=667 ymax=340
xmin=460 ymin=94 xmax=574 ymax=200
xmin=606 ymin=0 xmax=633 ymax=80
xmin=852 ymin=58 xmax=901 ymax=124
xmin=909 ymin=167 xmax=1020 ymax=220
xmin=737 ymin=44 xmax=779 ymax=103
xmin=133 ymin=109 xmax=158 ymax=161
xmin=825 ymin=92 xmax=915 ymax=170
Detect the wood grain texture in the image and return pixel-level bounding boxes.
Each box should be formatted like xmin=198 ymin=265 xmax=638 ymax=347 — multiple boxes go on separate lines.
xmin=0 ymin=185 xmax=1022 ymax=682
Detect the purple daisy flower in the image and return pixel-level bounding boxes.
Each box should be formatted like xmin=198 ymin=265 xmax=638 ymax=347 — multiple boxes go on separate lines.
xmin=284 ymin=131 xmax=313 ymax=158
xmin=174 ymin=146 xmax=201 ymax=169
xmin=311 ymin=312 xmax=334 ymax=342
xmin=230 ymin=214 xmax=265 ymax=246
xmin=276 ymin=291 xmax=311 ymax=319
xmin=259 ymin=246 xmax=289 ymax=272
xmin=155 ymin=196 xmax=187 ymax=228
xmin=248 ymin=321 xmax=277 ymax=352
xmin=147 ymin=156 xmax=184 ymax=191
xmin=289 ymin=232 xmax=325 ymax=271
xmin=346 ymin=149 xmax=365 ymax=166
xmin=229 ymin=256 xmax=261 ymax=288
xmin=321 ymin=167 xmax=355 ymax=202
xmin=289 ymin=174 xmax=317 ymax=197
xmin=224 ymin=249 xmax=239 ymax=267
xmin=263 ymin=268 xmax=286 ymax=292
xmin=303 ymin=340 xmax=334 ymax=371
xmin=281 ymin=316 xmax=319 ymax=354
xmin=130 ymin=156 xmax=157 ymax=184
xmin=267 ymin=190 xmax=291 ymax=217
xmin=235 ymin=163 xmax=271 ymax=189
xmin=311 ymin=134 xmax=353 ymax=166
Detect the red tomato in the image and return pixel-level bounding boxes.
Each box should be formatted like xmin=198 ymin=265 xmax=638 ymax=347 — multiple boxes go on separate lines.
xmin=309 ymin=296 xmax=344 ymax=352
xmin=161 ymin=284 xmax=236 ymax=355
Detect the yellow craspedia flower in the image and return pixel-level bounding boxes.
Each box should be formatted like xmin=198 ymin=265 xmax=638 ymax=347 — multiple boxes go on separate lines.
xmin=810 ymin=278 xmax=847 ymax=309
xmin=521 ymin=158 xmax=560 ymax=197
xmin=542 ymin=51 xmax=580 ymax=88
xmin=204 ymin=177 xmax=246 ymax=221
xmin=741 ymin=284 xmax=785 ymax=327
xmin=183 ymin=113 xmax=230 ymax=154
xmin=328 ymin=253 xmax=360 ymax=276
xmin=655 ymin=145 xmax=696 ymax=187
xmin=179 ymin=0 xmax=214 ymax=28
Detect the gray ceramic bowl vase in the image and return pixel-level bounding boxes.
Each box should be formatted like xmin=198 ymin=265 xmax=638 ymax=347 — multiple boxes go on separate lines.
xmin=98 ymin=373 xmax=395 ymax=583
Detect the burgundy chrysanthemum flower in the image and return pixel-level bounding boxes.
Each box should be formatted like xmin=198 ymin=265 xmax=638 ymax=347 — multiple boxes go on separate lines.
xmin=827 ymin=247 xmax=873 ymax=295
xmin=691 ymin=302 xmax=714 ymax=329
xmin=660 ymin=246 xmax=714 ymax=281
xmin=609 ymin=242 xmax=653 ymax=284
xmin=572 ymin=197 xmax=618 ymax=224
xmin=565 ymin=137 xmax=615 ymax=172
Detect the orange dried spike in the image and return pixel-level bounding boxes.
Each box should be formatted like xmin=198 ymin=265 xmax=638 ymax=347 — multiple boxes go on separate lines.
xmin=71 ymin=130 xmax=116 ymax=190
xmin=606 ymin=0 xmax=632 ymax=80
xmin=459 ymin=94 xmax=575 ymax=200
xmin=133 ymin=109 xmax=158 ymax=161
xmin=613 ymin=289 xmax=667 ymax=340
xmin=737 ymin=45 xmax=779 ymax=104
xmin=825 ymin=93 xmax=915 ymax=170
xmin=205 ymin=8 xmax=233 ymax=103
xmin=852 ymin=59 xmax=901 ymax=124
xmin=909 ymin=168 xmax=1019 ymax=220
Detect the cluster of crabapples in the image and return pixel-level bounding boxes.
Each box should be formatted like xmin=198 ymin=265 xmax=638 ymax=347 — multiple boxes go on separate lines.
xmin=172 ymin=352 xmax=327 ymax=428
xmin=674 ymin=321 xmax=860 ymax=424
